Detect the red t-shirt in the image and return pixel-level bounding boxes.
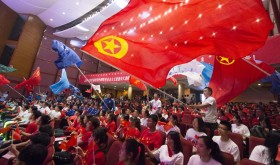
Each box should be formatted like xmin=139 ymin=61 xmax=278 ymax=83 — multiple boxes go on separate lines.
xmin=124 ymin=127 xmax=141 ymax=140
xmin=80 ymin=131 xmax=92 ymax=151
xmin=140 ymin=129 xmax=162 ymax=150
xmin=25 ymin=122 xmax=38 ymax=134
xmin=106 ymin=121 xmax=116 ymax=135
xmin=84 ymin=139 xmax=105 ymax=165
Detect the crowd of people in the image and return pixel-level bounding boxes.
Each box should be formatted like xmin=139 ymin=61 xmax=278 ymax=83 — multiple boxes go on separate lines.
xmin=0 ymin=87 xmax=279 ymax=165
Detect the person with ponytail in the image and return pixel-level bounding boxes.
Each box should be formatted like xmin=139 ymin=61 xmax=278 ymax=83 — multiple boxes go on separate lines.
xmin=145 ymin=131 xmax=184 ymax=165
xmin=188 ymin=136 xmax=224 ymax=165
xmin=118 ymin=138 xmax=146 ymax=165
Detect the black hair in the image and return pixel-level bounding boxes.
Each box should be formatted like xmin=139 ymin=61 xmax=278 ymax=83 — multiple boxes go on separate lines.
xmin=143 ymin=110 xmax=149 ymax=117
xmin=18 ymin=144 xmax=48 ymax=165
xmin=199 ymin=136 xmax=224 ymax=164
xmin=259 ymin=116 xmax=272 ymax=131
xmin=39 ymin=125 xmax=54 ymax=137
xmin=167 ymin=131 xmax=183 ymax=154
xmin=40 ymin=114 xmax=51 ymax=125
xmin=124 ymin=138 xmax=145 ymax=165
xmin=204 ymin=87 xmax=213 ymax=95
xmin=123 ymin=114 xmax=130 ymax=121
xmin=93 ymin=127 xmax=108 ymax=149
xmin=130 ymin=116 xmax=141 ymax=132
xmin=30 ymin=133 xmax=51 ymax=146
xmin=32 ymin=110 xmax=41 ymax=119
xmin=148 ymin=114 xmax=158 ymax=123
xmin=170 ymin=114 xmax=179 ymax=126
xmin=220 ymin=120 xmax=232 ymax=131
xmin=24 ymin=104 xmax=30 ymax=110
xmin=90 ymin=116 xmax=100 ymax=129
xmin=264 ymin=131 xmax=280 ymax=165
xmin=234 ymin=114 xmax=242 ymax=124
xmin=195 ymin=117 xmax=206 ymax=132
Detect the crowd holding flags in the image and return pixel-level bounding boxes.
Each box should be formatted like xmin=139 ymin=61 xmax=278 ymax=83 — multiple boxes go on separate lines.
xmin=0 ymin=0 xmax=279 ymax=108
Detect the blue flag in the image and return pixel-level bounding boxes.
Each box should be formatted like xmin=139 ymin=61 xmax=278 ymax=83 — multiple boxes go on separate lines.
xmin=52 ymin=40 xmax=82 ymax=69
xmin=262 ymin=71 xmax=280 ymax=94
xmin=50 ymin=69 xmax=70 ymax=94
xmin=69 ymin=84 xmax=80 ymax=94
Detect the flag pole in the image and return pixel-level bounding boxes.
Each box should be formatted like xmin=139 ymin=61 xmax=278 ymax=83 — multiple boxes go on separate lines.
xmin=5 ymin=84 xmax=26 ymax=99
xmin=74 ymin=65 xmax=111 ymax=111
xmin=242 ymin=58 xmax=272 ymax=76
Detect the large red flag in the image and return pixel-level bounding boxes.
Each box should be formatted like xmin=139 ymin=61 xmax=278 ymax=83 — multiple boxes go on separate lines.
xmin=82 ymin=0 xmax=272 ymax=88
xmin=0 ymin=74 xmax=10 ymax=86
xmin=209 ymin=56 xmax=275 ymax=106
xmin=129 ymin=76 xmax=147 ymax=90
xmin=66 ymin=134 xmax=77 ymax=147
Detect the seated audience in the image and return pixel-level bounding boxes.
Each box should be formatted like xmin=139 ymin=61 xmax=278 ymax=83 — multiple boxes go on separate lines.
xmin=185 ymin=117 xmax=207 ymax=148
xmin=231 ymin=114 xmax=250 ymax=140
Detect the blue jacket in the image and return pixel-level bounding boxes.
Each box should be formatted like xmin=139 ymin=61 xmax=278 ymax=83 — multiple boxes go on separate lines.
xmin=101 ymin=98 xmax=115 ymax=111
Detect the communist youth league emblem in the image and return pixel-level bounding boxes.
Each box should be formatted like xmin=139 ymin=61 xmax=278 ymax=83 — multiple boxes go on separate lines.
xmin=94 ymin=36 xmax=128 ymax=59
xmin=216 ymin=56 xmax=235 ymax=65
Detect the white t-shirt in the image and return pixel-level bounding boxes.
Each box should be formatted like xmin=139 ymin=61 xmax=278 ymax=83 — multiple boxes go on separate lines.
xmin=185 ymin=128 xmax=207 ymax=146
xmin=212 ymin=136 xmax=240 ymax=162
xmin=19 ymin=110 xmax=31 ymax=124
xmin=231 ymin=124 xmax=250 ymax=139
xmin=187 ymin=155 xmax=222 ymax=165
xmin=140 ymin=118 xmax=148 ymax=126
xmin=249 ymin=145 xmax=270 ymax=165
xmin=40 ymin=106 xmax=51 ymax=115
xmin=203 ymin=96 xmax=217 ymax=123
xmin=150 ymin=99 xmax=161 ymax=114
xmin=49 ymin=110 xmax=61 ymax=119
xmin=153 ymin=145 xmax=184 ymax=165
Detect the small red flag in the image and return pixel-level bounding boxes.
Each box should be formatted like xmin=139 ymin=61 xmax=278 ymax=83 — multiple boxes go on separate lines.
xmin=0 ymin=127 xmax=11 ymax=134
xmin=12 ymin=127 xmax=21 ymax=141
xmin=129 ymin=76 xmax=147 ymax=91
xmin=14 ymin=67 xmax=40 ymax=90
xmin=85 ymin=87 xmax=93 ymax=93
xmin=66 ymin=134 xmax=77 ymax=147
xmin=59 ymin=141 xmax=69 ymax=151
xmin=164 ymin=121 xmax=174 ymax=132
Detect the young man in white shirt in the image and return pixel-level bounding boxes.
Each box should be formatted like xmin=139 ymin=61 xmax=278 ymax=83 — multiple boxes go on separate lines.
xmin=149 ymin=93 xmax=162 ymax=115
xmin=212 ymin=120 xmax=240 ymax=162
xmin=188 ymin=87 xmax=218 ymax=137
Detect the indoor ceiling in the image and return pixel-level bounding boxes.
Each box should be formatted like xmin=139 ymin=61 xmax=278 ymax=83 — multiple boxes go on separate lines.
xmin=2 ymin=0 xmax=129 ymax=40
xmin=2 ymin=0 xmax=270 ymax=41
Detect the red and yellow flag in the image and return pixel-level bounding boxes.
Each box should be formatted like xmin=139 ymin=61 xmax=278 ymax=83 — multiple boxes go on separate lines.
xmin=66 ymin=134 xmax=77 ymax=147
xmin=82 ymin=0 xmax=272 ymax=88
xmin=0 ymin=74 xmax=10 ymax=86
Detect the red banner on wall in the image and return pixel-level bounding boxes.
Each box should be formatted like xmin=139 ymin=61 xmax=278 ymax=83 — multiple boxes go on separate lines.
xmin=79 ymin=71 xmax=130 ymax=84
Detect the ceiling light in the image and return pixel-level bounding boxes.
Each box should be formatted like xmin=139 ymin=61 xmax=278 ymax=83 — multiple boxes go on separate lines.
xmin=75 ymin=2 xmax=79 ymax=5
xmin=76 ymin=25 xmax=89 ymax=31
xmin=50 ymin=18 xmax=53 ymax=21
xmin=62 ymin=12 xmax=66 ymax=15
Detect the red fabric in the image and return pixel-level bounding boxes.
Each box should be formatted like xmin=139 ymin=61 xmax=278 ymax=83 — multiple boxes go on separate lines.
xmin=129 ymin=76 xmax=147 ymax=90
xmin=25 ymin=122 xmax=38 ymax=134
xmin=106 ymin=121 xmax=116 ymax=135
xmin=12 ymin=127 xmax=21 ymax=141
xmin=0 ymin=74 xmax=10 ymax=86
xmin=85 ymin=88 xmax=92 ymax=93
xmin=209 ymin=56 xmax=275 ymax=106
xmin=59 ymin=141 xmax=68 ymax=150
xmin=0 ymin=127 xmax=10 ymax=134
xmin=67 ymin=134 xmax=77 ymax=147
xmin=123 ymin=127 xmax=141 ymax=140
xmin=253 ymin=35 xmax=280 ymax=65
xmin=82 ymin=0 xmax=272 ymax=88
xmin=167 ymin=76 xmax=177 ymax=86
xmin=80 ymin=131 xmax=92 ymax=151
xmin=163 ymin=121 xmax=174 ymax=132
xmin=14 ymin=67 xmax=41 ymax=90
xmin=85 ymin=139 xmax=105 ymax=165
xmin=140 ymin=129 xmax=162 ymax=150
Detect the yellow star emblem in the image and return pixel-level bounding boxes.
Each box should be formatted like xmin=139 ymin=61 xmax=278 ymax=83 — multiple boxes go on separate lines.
xmin=216 ymin=56 xmax=235 ymax=65
xmin=103 ymin=39 xmax=120 ymax=54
